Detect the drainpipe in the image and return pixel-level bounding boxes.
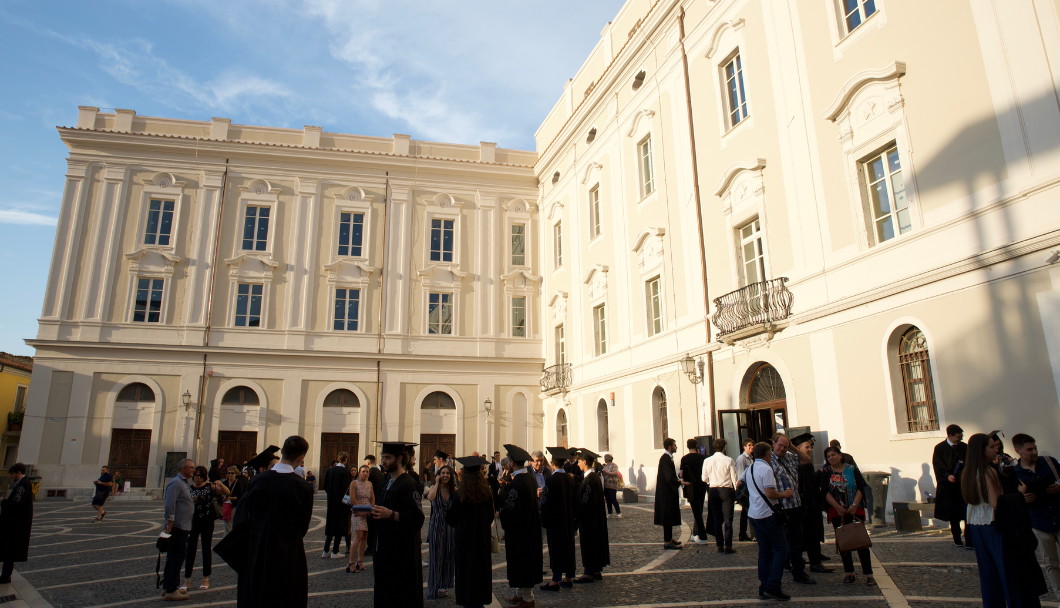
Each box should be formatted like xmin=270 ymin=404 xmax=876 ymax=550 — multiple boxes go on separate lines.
xmin=374 ymin=173 xmax=390 ymax=446
xmin=679 ymin=8 xmax=718 ymax=439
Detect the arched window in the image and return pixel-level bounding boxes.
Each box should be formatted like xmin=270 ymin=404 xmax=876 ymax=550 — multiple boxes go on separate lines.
xmin=421 ymin=391 xmax=456 ymax=409
xmin=899 ymin=327 xmax=940 ymax=432
xmin=323 ymin=388 xmax=359 ymax=408
xmin=556 ymin=409 xmax=569 ymax=448
xmin=749 ymin=365 xmax=786 ymax=404
xmin=652 ymin=387 xmax=668 ymax=449
xmin=116 ymin=382 xmax=155 ymax=402
xmin=597 ymin=399 xmax=609 ymax=451
xmin=221 ymin=386 xmax=260 ymax=406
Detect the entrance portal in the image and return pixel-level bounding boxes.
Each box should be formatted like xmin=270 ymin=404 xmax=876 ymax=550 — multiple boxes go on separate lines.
xmin=107 ymin=429 xmax=151 ymax=487
xmin=717 ymin=363 xmax=788 ymax=459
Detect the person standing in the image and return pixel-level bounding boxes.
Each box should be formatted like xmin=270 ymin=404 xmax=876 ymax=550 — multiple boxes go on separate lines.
xmin=540 ymin=447 xmax=578 ymax=592
xmin=601 ymin=454 xmax=622 ymax=518
xmin=346 ymin=465 xmax=375 ymax=574
xmin=426 ymin=464 xmax=457 ymax=599
xmin=446 ymin=456 xmax=495 ymax=608
xmin=791 ymin=433 xmax=831 ymax=574
xmin=364 ymin=454 xmax=385 ymax=556
xmin=735 ymin=439 xmax=755 ymax=541
xmin=184 ymin=466 xmax=230 ymax=591
xmin=0 ymin=464 xmax=32 ymax=585
xmin=530 ymin=451 xmax=549 ymax=503
xmin=933 ymin=424 xmax=972 ymax=549
xmin=498 ymin=444 xmax=543 ymax=608
xmin=322 ymin=452 xmax=353 ymax=559
xmin=231 ymin=436 xmax=315 ymax=608
xmin=222 ymin=466 xmax=248 ymax=536
xmin=655 ymin=438 xmax=687 ymax=550
xmin=820 ymin=447 xmax=874 ymax=585
xmin=1012 ymin=433 xmax=1060 ymax=600
xmin=681 ymin=439 xmax=708 ymax=545
xmin=487 ymin=451 xmax=502 ymax=497
xmin=574 ymin=449 xmax=610 ymax=583
xmin=372 ymin=441 xmax=426 ymax=608
xmin=744 ymin=442 xmax=793 ymax=602
xmin=91 ymin=465 xmax=113 ymax=522
xmin=769 ymin=434 xmax=816 ymax=585
xmin=702 ymin=438 xmax=738 ymax=553
xmin=162 ymin=458 xmax=195 ymax=601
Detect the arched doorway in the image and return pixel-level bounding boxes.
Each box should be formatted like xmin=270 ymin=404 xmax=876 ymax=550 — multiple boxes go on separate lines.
xmin=556 ymin=409 xmax=569 ymax=448
xmin=597 ymin=399 xmax=609 ymax=451
xmin=652 ymin=387 xmax=668 ymax=449
xmin=717 ymin=363 xmax=788 ymax=456
xmin=419 ymin=390 xmax=456 ymax=475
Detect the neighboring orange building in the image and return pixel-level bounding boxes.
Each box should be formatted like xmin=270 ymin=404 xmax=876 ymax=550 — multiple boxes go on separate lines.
xmin=0 ymin=352 xmax=32 ymax=474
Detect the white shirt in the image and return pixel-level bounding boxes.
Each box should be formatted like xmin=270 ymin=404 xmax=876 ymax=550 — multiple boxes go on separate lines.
xmin=742 ymin=460 xmax=778 ymax=520
xmin=272 ymin=462 xmax=295 ymax=474
xmin=702 ymin=452 xmax=738 ymax=489
xmin=735 ymin=452 xmax=753 ymax=481
xmin=293 ymin=466 xmax=306 ymax=478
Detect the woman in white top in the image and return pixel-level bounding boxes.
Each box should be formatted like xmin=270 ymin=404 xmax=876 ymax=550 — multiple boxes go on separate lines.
xmin=961 ymin=433 xmax=1019 ymax=607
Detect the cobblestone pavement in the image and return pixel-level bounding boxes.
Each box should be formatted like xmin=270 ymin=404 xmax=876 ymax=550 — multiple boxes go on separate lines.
xmin=0 ymin=499 xmax=1056 ymax=607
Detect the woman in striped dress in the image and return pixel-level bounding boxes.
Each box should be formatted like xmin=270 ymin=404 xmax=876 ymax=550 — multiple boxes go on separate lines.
xmin=427 ymin=464 xmax=457 ymax=599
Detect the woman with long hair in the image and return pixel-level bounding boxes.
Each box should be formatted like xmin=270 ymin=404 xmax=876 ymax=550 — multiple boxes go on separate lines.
xmin=346 ymin=465 xmax=375 ymax=573
xmin=820 ymin=447 xmax=874 ymax=585
xmin=446 ymin=457 xmax=495 ymax=608
xmin=426 ymin=464 xmax=457 ymax=598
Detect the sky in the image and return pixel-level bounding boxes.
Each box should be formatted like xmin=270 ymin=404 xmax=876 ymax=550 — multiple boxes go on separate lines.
xmin=0 ymin=0 xmax=622 ymax=357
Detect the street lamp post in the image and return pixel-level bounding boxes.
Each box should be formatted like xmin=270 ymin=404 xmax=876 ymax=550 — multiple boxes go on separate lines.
xmin=484 ymin=397 xmax=493 ymax=454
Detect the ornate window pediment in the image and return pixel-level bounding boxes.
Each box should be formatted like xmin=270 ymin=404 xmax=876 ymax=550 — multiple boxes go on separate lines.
xmin=500 ymin=269 xmax=541 ymax=293
xmin=225 ymin=252 xmax=279 ymax=282
xmin=124 ymin=248 xmax=182 ymax=275
xmin=713 ymin=159 xmax=767 ymax=215
xmin=549 ymin=291 xmax=568 ymax=325
xmin=626 ymin=109 xmax=655 ymax=138
xmin=822 ymin=61 xmax=906 ymax=144
xmin=583 ymin=264 xmax=609 ymax=303
xmin=503 ymin=198 xmax=536 ymax=214
xmin=238 ymin=179 xmax=281 ymax=197
xmin=422 ymin=192 xmax=463 ymax=210
xmin=323 ymin=259 xmax=377 ymax=286
xmin=416 ymin=264 xmax=467 ymax=290
xmin=630 ymin=227 xmax=666 ymax=276
xmin=581 ymin=162 xmax=603 ymax=185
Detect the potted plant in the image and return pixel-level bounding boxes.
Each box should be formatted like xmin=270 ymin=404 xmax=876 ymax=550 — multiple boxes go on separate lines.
xmin=8 ymin=411 xmax=23 ymax=432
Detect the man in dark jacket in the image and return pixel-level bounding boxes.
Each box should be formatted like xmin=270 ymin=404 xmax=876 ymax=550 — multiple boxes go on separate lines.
xmin=0 ymin=463 xmax=32 ymax=584
xmin=322 ymin=452 xmax=353 ymax=558
xmin=680 ymin=438 xmax=708 ymax=544
xmin=932 ymin=424 xmax=971 ymax=548
xmin=371 ymin=441 xmax=427 ymax=608
xmin=655 ymin=438 xmax=687 ymax=549
xmin=540 ymin=447 xmax=578 ymax=591
xmin=499 ymin=444 xmax=543 ymax=608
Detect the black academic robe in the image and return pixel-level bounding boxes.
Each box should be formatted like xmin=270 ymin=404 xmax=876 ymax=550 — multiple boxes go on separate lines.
xmin=499 ymin=468 xmax=543 ymax=588
xmin=654 ymin=452 xmax=681 ymax=527
xmin=932 ymin=440 xmax=968 ymax=521
xmin=374 ymin=472 xmax=426 ymax=608
xmin=234 ymin=470 xmax=314 ymax=608
xmin=540 ymin=469 xmax=578 ymax=574
xmin=798 ymin=462 xmax=825 ymax=544
xmin=997 ymin=492 xmax=1049 ymax=604
xmin=578 ymin=471 xmax=611 ymax=572
xmin=0 ymin=476 xmax=33 ymax=562
xmin=323 ymin=464 xmax=353 ymax=537
xmin=445 ymin=490 xmax=494 ymax=607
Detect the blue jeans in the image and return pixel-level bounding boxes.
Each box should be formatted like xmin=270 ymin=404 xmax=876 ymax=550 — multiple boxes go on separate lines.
xmin=163 ymin=528 xmax=189 ymax=593
xmin=968 ymin=523 xmax=1023 ymax=607
xmin=604 ymin=488 xmax=621 ymax=515
xmin=750 ymin=514 xmax=789 ymax=593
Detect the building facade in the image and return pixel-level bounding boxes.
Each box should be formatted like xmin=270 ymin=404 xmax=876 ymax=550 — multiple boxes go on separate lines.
xmin=0 ymin=352 xmax=31 ymax=484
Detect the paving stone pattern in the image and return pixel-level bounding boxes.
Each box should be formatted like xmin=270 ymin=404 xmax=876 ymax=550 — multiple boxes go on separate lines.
xmin=5 ymin=500 xmax=1052 ymax=607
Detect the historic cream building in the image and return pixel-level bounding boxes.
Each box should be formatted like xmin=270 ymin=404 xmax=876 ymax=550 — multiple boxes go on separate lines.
xmin=20 ymin=0 xmax=1060 ymax=511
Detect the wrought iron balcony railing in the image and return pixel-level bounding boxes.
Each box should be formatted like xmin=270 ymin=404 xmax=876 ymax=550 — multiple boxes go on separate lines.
xmin=712 ymin=277 xmax=794 ymax=340
xmin=540 ymin=363 xmax=572 ymax=394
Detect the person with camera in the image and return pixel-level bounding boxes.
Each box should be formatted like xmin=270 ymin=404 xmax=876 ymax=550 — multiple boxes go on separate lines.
xmin=743 ymin=442 xmax=794 ymax=601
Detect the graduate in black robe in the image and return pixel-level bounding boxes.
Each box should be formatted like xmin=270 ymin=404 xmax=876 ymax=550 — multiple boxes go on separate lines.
xmin=539 ymin=447 xmax=578 ymax=591
xmin=654 ymin=438 xmax=684 ymax=548
xmin=791 ymin=433 xmax=831 ymax=572
xmin=0 ymin=464 xmax=32 ymax=583
xmin=932 ymin=425 xmax=970 ymax=546
xmin=372 ymin=441 xmax=426 ymax=608
xmin=322 ymin=455 xmax=353 ymax=557
xmin=498 ymin=444 xmax=543 ymax=607
xmin=445 ymin=456 xmax=495 ymax=607
xmin=232 ymin=437 xmax=315 ymax=608
xmin=565 ymin=449 xmax=585 ymax=484
xmin=365 ymin=456 xmax=385 ymax=556
xmin=574 ymin=449 xmax=610 ymax=582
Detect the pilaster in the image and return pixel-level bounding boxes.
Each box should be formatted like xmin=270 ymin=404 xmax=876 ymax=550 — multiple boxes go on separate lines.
xmin=384 ymin=183 xmax=412 ymax=341
xmin=284 ymin=177 xmax=321 ymax=349
xmin=183 ymin=170 xmax=226 ymax=344
xmin=79 ymin=165 xmax=130 ymax=340
xmin=41 ymin=160 xmax=92 ymax=331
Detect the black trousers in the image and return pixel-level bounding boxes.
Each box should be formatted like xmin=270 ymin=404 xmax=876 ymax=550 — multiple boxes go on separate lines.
xmin=739 ymin=496 xmax=752 ymax=539
xmin=708 ymin=487 xmax=736 ymax=548
xmin=1 ymin=561 xmax=13 ymax=581
xmin=690 ymin=484 xmax=707 ymax=539
xmin=781 ymin=506 xmax=807 ymax=579
xmin=831 ymin=516 xmax=872 ymax=574
xmin=185 ymin=520 xmax=214 ymax=578
xmin=951 ymin=518 xmax=972 ymax=546
xmin=366 ymin=518 xmax=376 ymax=554
xmin=664 ymin=525 xmax=674 ymax=543
xmin=163 ymin=528 xmax=189 ymax=593
xmin=324 ymin=534 xmax=351 ymax=553
xmin=803 ymin=509 xmax=824 ymax=566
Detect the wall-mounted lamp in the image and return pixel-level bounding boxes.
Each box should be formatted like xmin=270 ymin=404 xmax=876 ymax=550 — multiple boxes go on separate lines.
xmin=484 ymin=397 xmax=492 ymax=416
xmin=1044 ymin=249 xmax=1060 ymax=265
xmin=682 ymin=354 xmax=703 ymax=385
xmin=182 ymin=390 xmax=192 ymax=410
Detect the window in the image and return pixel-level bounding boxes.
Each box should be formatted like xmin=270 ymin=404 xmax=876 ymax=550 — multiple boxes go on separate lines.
xmin=422 ymin=391 xmax=456 ymax=409
xmin=862 ymin=146 xmax=910 ymax=245
xmin=132 ymin=278 xmax=164 ymax=323
xmin=723 ymin=53 xmax=749 ymax=129
xmin=323 ymin=388 xmax=360 ymax=408
xmin=738 ymin=219 xmax=766 ymax=285
xmin=144 ymin=200 xmax=174 ymax=246
xmin=241 ymin=206 xmax=270 ymax=251
xmin=117 ymin=382 xmax=155 ymax=402
xmin=555 ymin=324 xmax=566 ymax=365
xmin=556 ymin=409 xmax=569 ymax=448
xmin=428 ymin=292 xmax=453 ymax=335
xmin=553 ymin=222 xmax=563 ymax=269
xmin=899 ymin=327 xmax=940 ymax=432
xmin=652 ymin=386 xmax=668 ymax=449
xmin=589 ymin=186 xmax=601 ymax=238
xmin=337 ymin=212 xmax=364 ymax=257
xmin=593 ymin=304 xmax=607 ymax=356
xmin=14 ymin=386 xmax=27 ymax=413
xmin=512 ymin=296 xmax=527 ymax=337
xmin=842 ymin=0 xmax=877 ymax=34
xmin=333 ymin=288 xmax=361 ymax=331
xmin=511 ymin=224 xmax=526 ymax=266
xmin=430 ymin=218 xmax=454 ymax=262
xmin=597 ymin=399 xmax=610 ymax=451
xmin=221 ymin=386 xmax=259 ymax=406
xmin=646 ymin=277 xmax=663 ymax=336
xmin=235 ymin=283 xmax=263 ymax=327
xmin=639 ymin=135 xmax=655 ymax=197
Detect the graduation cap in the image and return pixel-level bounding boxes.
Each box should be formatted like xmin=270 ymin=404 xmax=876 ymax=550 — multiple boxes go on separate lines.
xmin=434 ymin=449 xmax=448 ymax=460
xmin=790 ymin=432 xmax=815 ymax=447
xmin=456 ymin=455 xmax=488 ymax=470
xmin=246 ymin=445 xmax=280 ymax=471
xmin=546 ymin=446 xmax=571 ymax=461
xmin=376 ymin=441 xmax=418 ymax=457
xmin=503 ymin=444 xmax=532 ymax=463
xmin=578 ymin=448 xmax=600 ymax=461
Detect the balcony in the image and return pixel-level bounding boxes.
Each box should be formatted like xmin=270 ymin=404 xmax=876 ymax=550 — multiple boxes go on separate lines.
xmin=540 ymin=363 xmax=572 ymax=395
xmin=712 ymin=277 xmax=794 ymax=344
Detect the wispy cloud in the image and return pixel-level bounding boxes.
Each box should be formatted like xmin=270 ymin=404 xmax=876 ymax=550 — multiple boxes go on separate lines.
xmin=0 ymin=210 xmax=58 ymax=226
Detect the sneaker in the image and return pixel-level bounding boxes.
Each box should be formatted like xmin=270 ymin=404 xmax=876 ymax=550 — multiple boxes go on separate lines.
xmin=694 ymin=537 xmax=709 ymax=545
xmin=606 ymin=514 xmax=613 ymax=519
xmin=163 ymin=592 xmax=190 ymax=601
xmin=100 ymin=511 xmax=108 ymax=521
xmin=322 ymin=550 xmax=331 ymax=558
xmin=614 ymin=514 xmax=622 ymax=518
xmin=331 ymin=552 xmax=341 ymax=559
xmin=689 ymin=535 xmax=700 ymax=543
xmin=762 ymin=588 xmax=790 ymax=601
xmin=422 ymin=561 xmax=428 ymax=567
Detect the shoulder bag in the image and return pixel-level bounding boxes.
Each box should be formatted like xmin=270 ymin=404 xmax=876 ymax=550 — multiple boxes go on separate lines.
xmin=748 ymin=460 xmax=788 ymax=526
xmin=835 ymin=516 xmax=872 ymax=553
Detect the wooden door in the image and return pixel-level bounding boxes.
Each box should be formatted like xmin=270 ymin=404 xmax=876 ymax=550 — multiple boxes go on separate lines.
xmin=107 ymin=429 xmax=152 ymax=487
xmin=319 ymin=433 xmax=359 ymax=489
xmin=418 ymin=433 xmax=455 ymax=475
xmin=217 ymin=431 xmax=259 ymax=470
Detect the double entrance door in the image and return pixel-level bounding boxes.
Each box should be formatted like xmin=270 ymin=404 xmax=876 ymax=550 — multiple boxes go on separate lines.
xmin=320 ymin=433 xmax=359 ymax=490
xmin=419 ymin=433 xmax=455 ymax=477
xmin=717 ymin=405 xmax=787 ymax=459
xmin=217 ymin=431 xmax=259 ymax=471
xmin=107 ymin=429 xmax=152 ymax=488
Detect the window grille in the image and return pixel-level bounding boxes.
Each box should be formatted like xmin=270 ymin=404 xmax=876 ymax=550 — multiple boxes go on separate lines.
xmin=899 ymin=327 xmax=940 ymax=432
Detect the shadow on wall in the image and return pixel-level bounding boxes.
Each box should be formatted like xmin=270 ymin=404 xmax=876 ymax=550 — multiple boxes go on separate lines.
xmin=918 ymin=463 xmax=936 ymax=501
xmin=631 ymin=462 xmax=647 ymax=492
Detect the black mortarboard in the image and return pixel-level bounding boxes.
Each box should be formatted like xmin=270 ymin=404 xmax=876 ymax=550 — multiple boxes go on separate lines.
xmin=790 ymin=433 xmax=815 ymax=446
xmin=246 ymin=445 xmax=280 ymax=470
xmin=456 ymin=456 xmax=488 ymax=469
xmin=546 ymin=446 xmax=571 ymax=460
xmin=579 ymin=449 xmax=600 ymax=461
xmin=503 ymin=444 xmax=532 ymax=463
xmin=377 ymin=441 xmax=418 ymax=457
xmin=434 ymin=449 xmax=448 ymax=459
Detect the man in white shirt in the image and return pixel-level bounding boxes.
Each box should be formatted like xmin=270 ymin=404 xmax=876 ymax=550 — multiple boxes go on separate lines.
xmin=702 ymin=438 xmax=739 ymax=553
xmin=735 ymin=439 xmax=755 ymax=541
xmin=742 ymin=442 xmax=794 ymax=602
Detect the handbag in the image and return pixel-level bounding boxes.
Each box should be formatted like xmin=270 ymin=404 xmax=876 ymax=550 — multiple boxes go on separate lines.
xmin=211 ymin=498 xmax=224 ymax=521
xmin=222 ymin=501 xmax=233 ymax=522
xmin=155 ymin=534 xmax=170 ymax=589
xmin=835 ymin=517 xmax=872 ymax=553
xmin=342 ymin=494 xmax=353 ymax=506
xmin=748 ymin=460 xmax=788 ymax=526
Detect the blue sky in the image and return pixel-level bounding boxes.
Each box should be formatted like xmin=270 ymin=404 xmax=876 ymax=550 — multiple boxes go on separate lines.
xmin=0 ymin=0 xmax=621 ymax=356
